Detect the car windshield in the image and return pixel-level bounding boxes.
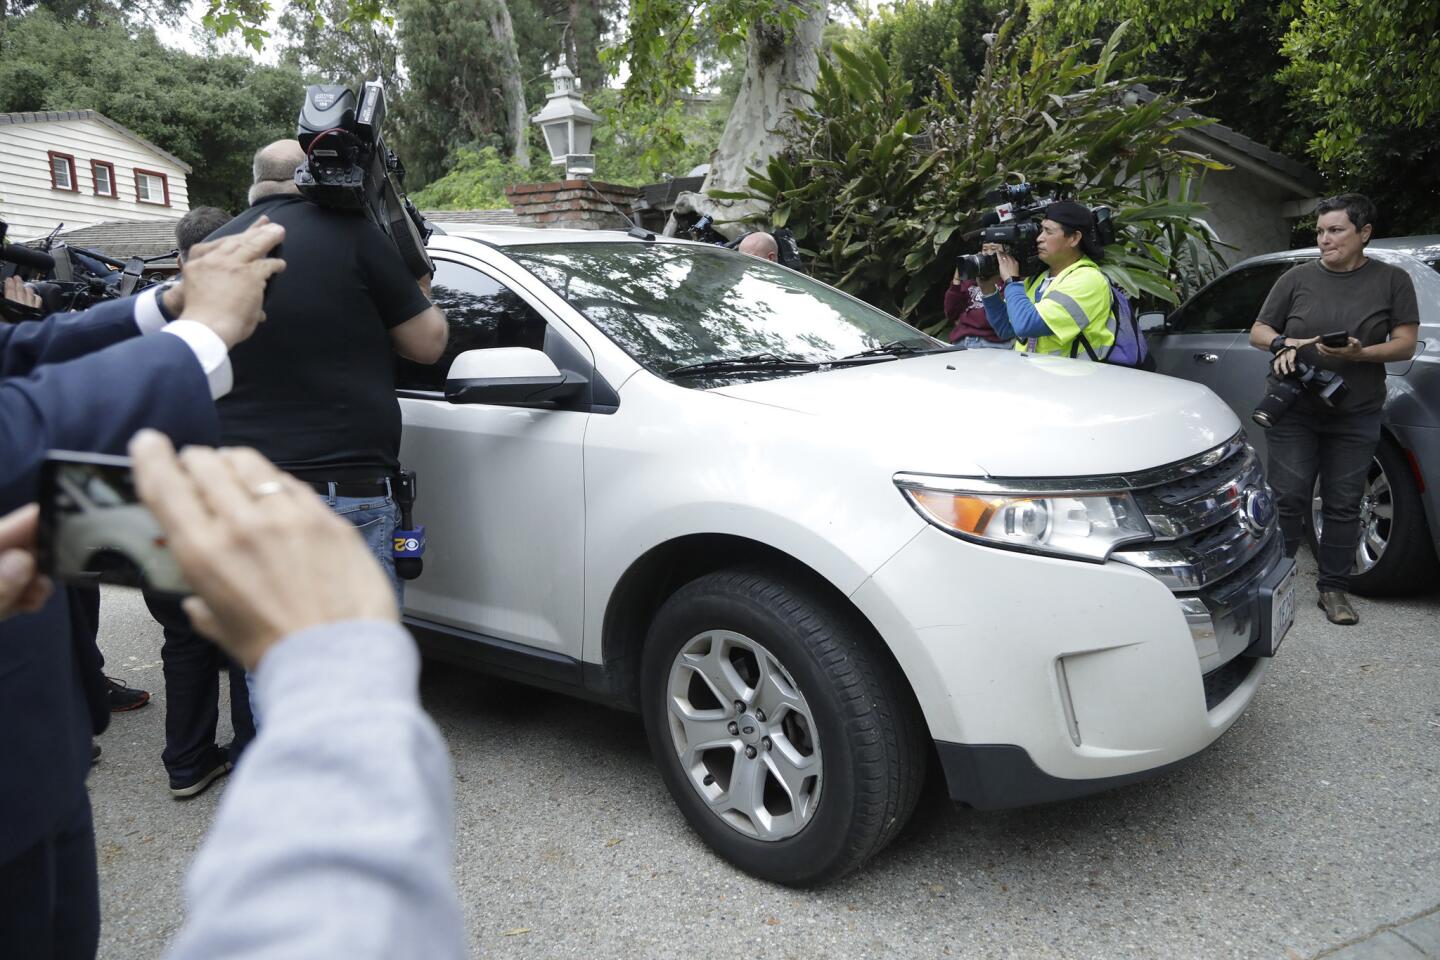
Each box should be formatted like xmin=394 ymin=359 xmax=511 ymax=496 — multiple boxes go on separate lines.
xmin=505 ymin=242 xmax=941 ymax=383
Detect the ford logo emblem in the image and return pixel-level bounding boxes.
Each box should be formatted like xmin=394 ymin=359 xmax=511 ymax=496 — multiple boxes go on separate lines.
xmin=1242 ymin=487 xmax=1275 ymax=536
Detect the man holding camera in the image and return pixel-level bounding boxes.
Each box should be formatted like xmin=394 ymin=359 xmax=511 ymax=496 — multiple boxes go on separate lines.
xmin=1249 ymin=194 xmax=1418 ymax=625
xmin=142 ymin=140 xmax=446 ymax=794
xmin=978 ymin=201 xmax=1114 ymax=358
xmin=210 ymin=139 xmax=446 ymax=586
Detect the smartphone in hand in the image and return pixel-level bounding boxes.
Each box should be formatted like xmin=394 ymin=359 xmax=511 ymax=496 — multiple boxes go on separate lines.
xmin=36 ymin=451 xmax=189 ymax=595
xmin=1320 ymin=330 xmax=1351 ymax=348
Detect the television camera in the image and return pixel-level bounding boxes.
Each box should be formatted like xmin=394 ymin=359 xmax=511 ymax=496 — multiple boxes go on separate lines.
xmin=2 ymin=219 xmax=174 ymax=323
xmin=294 ymin=80 xmax=434 ymax=278
xmin=955 ymin=181 xmax=1116 ymax=280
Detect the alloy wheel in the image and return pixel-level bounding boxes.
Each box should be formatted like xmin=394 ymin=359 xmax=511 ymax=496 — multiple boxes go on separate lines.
xmin=664 ymin=629 xmax=822 ymax=841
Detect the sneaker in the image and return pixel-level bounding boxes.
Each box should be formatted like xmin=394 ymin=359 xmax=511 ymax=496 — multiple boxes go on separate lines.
xmin=1318 ymin=590 xmax=1359 ymax=626
xmin=169 ymin=750 xmax=232 ymax=800
xmin=106 ymin=676 xmax=151 ymax=712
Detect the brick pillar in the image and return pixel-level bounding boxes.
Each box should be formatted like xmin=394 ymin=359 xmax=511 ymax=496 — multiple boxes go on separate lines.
xmin=505 ymin=180 xmax=641 ymax=230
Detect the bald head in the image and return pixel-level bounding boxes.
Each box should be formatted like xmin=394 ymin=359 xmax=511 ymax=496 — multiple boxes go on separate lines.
xmin=249 ymin=139 xmax=306 ymax=204
xmin=737 ymin=232 xmax=778 ymax=262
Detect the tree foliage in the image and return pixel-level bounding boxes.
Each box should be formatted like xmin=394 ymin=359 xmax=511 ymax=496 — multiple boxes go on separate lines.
xmin=864 ymin=0 xmax=1003 ymax=108
xmin=0 ymin=10 xmax=305 ymax=211
xmin=1034 ymin=0 xmax=1440 ymax=231
xmin=600 ymin=0 xmax=814 ymax=169
xmin=737 ymin=19 xmax=1227 ymax=326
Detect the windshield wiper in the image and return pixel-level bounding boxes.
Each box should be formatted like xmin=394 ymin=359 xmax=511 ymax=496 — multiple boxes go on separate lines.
xmin=832 ymin=340 xmax=945 ymax=363
xmin=666 ymin=353 xmax=821 ymax=379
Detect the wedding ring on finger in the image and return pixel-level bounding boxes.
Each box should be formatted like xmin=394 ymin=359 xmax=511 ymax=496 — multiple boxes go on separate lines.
xmin=251 ymin=480 xmax=287 ymax=498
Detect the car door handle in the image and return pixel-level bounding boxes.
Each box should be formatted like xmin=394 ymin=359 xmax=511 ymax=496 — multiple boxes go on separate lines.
xmin=1193 ymin=352 xmax=1219 ymax=364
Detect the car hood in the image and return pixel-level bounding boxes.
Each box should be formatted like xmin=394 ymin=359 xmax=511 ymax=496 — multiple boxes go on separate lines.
xmin=709 ymin=349 xmax=1241 ymax=478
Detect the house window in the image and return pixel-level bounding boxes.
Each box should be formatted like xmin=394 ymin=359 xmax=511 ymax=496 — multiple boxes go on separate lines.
xmin=48 ymin=151 xmax=77 ymax=192
xmin=134 ymin=169 xmax=170 ymax=206
xmin=91 ymin=160 xmax=116 ymax=198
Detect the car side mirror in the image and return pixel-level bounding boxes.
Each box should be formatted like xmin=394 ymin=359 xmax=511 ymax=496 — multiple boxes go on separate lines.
xmin=444 ymin=347 xmax=588 ymax=407
xmin=1138 ymin=311 xmax=1168 ymax=334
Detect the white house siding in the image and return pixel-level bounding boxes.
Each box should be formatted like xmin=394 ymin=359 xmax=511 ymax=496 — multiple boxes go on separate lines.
xmin=0 ymin=116 xmax=190 ymax=241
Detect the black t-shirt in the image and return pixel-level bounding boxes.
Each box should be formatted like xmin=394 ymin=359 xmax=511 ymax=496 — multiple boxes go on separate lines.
xmin=1257 ymin=257 xmax=1419 ymax=414
xmin=207 ymin=195 xmax=430 ymax=480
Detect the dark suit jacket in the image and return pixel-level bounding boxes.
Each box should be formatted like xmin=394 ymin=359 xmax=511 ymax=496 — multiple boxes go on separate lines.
xmin=0 ymin=296 xmax=220 ymax=863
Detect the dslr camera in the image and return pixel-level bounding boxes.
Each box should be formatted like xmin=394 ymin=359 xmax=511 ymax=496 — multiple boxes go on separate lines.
xmin=955 ymin=181 xmax=1115 ymax=280
xmin=1252 ymin=361 xmax=1348 ymax=428
xmin=295 ymin=80 xmax=433 ymax=278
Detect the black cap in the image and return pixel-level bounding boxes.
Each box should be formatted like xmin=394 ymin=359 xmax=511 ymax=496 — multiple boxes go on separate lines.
xmin=1044 ymin=201 xmax=1107 ymax=260
xmin=1044 ymin=201 xmax=1094 ymax=230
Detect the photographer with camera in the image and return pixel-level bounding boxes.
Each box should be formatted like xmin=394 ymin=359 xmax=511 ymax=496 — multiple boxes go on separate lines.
xmin=1249 ymin=194 xmax=1418 ymax=626
xmin=976 ymin=201 xmax=1114 ymax=359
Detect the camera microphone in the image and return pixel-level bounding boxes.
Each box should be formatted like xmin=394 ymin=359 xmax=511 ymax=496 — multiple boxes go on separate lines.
xmin=1 ymin=244 xmax=56 ymax=274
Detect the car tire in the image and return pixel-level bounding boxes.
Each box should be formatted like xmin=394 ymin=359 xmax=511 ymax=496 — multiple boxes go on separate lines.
xmin=1307 ymin=440 xmax=1439 ymax=597
xmin=640 ymin=566 xmax=926 ymax=887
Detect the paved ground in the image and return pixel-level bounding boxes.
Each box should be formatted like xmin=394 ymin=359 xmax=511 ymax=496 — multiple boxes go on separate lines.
xmin=89 ymin=551 xmax=1438 ymax=959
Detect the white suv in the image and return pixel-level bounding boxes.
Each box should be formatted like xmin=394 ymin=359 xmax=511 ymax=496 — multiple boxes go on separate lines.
xmin=398 ymin=226 xmax=1294 ymax=886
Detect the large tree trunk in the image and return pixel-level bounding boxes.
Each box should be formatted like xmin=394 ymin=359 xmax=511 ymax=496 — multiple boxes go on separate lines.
xmin=666 ymin=0 xmax=826 ymax=237
xmin=487 ymin=0 xmax=531 ymax=168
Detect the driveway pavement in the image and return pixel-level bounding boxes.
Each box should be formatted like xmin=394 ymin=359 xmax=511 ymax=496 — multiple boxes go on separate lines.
xmin=89 ymin=551 xmax=1439 ymax=959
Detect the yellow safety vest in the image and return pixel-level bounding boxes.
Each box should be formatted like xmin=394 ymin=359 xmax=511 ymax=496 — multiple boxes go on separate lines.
xmin=1012 ymin=257 xmax=1115 ymax=359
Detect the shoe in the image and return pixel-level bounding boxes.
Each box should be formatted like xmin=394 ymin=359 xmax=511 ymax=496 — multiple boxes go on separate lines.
xmin=169 ymin=750 xmax=232 ymax=800
xmin=106 ymin=675 xmax=151 ymax=712
xmin=91 ymin=740 xmax=101 ymax=765
xmin=1318 ymin=590 xmax=1359 ymax=625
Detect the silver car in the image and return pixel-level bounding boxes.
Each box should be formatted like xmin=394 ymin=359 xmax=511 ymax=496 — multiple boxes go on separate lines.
xmin=1145 ymin=237 xmax=1440 ymax=595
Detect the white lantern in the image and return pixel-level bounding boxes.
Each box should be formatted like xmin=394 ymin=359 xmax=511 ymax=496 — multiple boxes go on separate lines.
xmin=531 ymin=65 xmax=600 ymax=179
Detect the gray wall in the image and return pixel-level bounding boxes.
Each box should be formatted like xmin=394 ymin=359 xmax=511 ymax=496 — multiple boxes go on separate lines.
xmin=1196 ymin=166 xmax=1299 ymax=266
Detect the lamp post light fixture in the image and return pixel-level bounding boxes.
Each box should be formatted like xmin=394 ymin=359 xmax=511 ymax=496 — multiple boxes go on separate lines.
xmin=532 ymin=64 xmax=600 ymax=180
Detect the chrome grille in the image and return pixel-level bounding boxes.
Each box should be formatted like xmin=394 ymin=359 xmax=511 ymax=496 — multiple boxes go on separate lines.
xmin=1113 ymin=436 xmax=1277 ymax=592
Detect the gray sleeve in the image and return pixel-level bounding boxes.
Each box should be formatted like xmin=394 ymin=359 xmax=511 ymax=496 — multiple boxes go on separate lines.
xmin=1255 ymin=267 xmax=1298 ymax=333
xmin=164 ymin=621 xmax=464 ymax=960
xmin=1390 ymin=266 xmax=1420 ymax=329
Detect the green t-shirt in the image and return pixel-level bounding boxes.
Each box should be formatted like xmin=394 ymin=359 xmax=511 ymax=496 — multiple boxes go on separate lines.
xmin=1257 ymin=257 xmax=1419 ymax=414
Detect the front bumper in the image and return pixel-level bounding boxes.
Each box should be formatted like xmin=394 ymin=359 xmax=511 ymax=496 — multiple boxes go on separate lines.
xmin=851 ymin=523 xmax=1282 ymax=807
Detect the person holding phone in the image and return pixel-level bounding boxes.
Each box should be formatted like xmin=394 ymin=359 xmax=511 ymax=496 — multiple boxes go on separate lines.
xmin=1247 ymin=194 xmax=1419 ymax=625
xmin=0 ymin=221 xmax=283 ymax=960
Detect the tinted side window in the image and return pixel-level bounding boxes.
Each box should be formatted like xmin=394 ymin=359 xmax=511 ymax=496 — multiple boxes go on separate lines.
xmin=1168 ymin=262 xmax=1296 ymax=334
xmin=397 ymin=260 xmax=549 ymax=392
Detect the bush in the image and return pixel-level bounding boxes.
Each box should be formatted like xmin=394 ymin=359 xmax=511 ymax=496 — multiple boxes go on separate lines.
xmin=733 ymin=15 xmax=1229 ymax=326
xmin=409 ymin=147 xmax=531 ymax=210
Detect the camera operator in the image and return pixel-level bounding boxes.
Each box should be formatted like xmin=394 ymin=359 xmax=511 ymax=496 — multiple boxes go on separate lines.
xmin=143 ymin=139 xmax=445 ymax=793
xmin=946 ymin=269 xmax=1011 ymax=349
xmin=208 ymin=139 xmax=446 ymax=588
xmin=978 ymin=201 xmax=1113 ymax=358
xmin=1248 ymin=194 xmax=1419 ymax=625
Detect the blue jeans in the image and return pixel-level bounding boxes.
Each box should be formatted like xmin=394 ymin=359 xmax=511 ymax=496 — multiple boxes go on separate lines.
xmin=249 ymin=489 xmax=403 ymax=729
xmin=322 ymin=489 xmax=404 ymax=605
xmin=959 ymin=335 xmax=1014 ymax=350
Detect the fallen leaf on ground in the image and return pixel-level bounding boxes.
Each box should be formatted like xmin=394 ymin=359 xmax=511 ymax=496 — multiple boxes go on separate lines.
xmin=502 ymin=928 xmax=530 ymax=937
xmin=606 ymin=837 xmax=624 ymax=847
xmin=765 ymin=917 xmax=780 ymax=926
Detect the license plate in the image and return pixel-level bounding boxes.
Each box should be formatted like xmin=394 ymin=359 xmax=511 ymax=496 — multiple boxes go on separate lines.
xmin=1267 ymin=562 xmax=1297 ymax=655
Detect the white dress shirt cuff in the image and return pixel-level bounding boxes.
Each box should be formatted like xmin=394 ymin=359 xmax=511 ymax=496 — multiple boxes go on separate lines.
xmin=160 ymin=321 xmax=233 ymax=399
xmin=133 ymin=285 xmax=171 ymax=335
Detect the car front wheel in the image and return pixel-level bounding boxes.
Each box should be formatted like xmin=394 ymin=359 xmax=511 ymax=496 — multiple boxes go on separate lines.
xmin=640 ymin=566 xmax=925 ymax=887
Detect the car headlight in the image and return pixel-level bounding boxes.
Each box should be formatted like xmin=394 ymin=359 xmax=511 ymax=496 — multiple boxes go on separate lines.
xmin=893 ymin=473 xmax=1153 ymax=562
